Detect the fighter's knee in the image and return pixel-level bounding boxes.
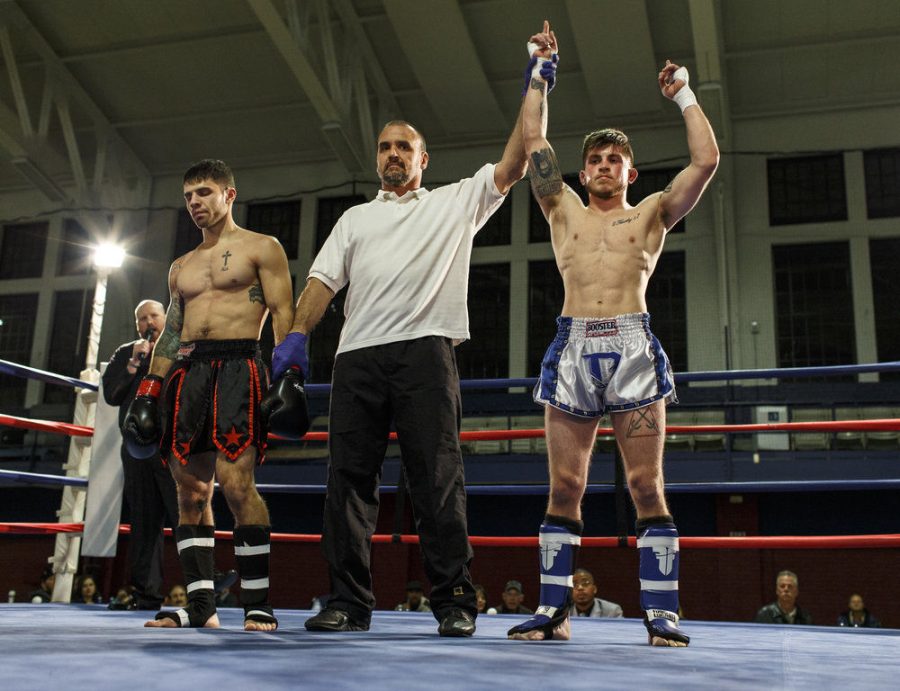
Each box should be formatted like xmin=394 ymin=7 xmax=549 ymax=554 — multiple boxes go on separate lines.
xmin=219 ymin=476 xmax=254 ymax=508
xmin=549 ymin=470 xmax=586 ymax=507
xmin=626 ymin=470 xmax=663 ymax=508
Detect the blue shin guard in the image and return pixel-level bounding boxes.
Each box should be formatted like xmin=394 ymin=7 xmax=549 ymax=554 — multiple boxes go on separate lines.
xmin=637 ymin=517 xmax=689 ymax=645
xmin=507 ymin=515 xmax=582 ymax=638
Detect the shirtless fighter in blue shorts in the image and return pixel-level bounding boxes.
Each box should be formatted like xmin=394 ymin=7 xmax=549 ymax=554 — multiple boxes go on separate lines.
xmin=508 ymin=23 xmax=719 ymax=646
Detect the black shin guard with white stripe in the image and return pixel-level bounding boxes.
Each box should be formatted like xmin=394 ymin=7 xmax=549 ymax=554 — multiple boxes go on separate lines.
xmin=234 ymin=525 xmax=274 ymax=621
xmin=164 ymin=524 xmax=216 ymax=627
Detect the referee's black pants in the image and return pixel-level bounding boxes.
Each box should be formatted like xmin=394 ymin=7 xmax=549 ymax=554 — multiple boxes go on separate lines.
xmin=121 ymin=449 xmax=179 ymax=608
xmin=322 ymin=336 xmax=476 ymax=625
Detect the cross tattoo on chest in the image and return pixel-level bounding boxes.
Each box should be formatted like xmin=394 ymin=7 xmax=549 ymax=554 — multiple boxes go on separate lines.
xmin=221 ymin=250 xmax=231 ymax=272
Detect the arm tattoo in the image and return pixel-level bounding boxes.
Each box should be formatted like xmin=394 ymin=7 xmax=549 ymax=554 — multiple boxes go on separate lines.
xmin=625 ymin=407 xmax=661 ymax=438
xmin=663 ymin=181 xmax=673 ymax=193
xmin=155 ymin=296 xmax=184 ymax=360
xmin=248 ymin=282 xmax=265 ymax=305
xmin=529 ymin=77 xmax=545 ymax=92
xmin=528 ymin=147 xmax=563 ymax=199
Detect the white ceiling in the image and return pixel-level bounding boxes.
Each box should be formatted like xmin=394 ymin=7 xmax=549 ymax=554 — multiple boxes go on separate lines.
xmin=0 ymin=0 xmax=899 ymax=206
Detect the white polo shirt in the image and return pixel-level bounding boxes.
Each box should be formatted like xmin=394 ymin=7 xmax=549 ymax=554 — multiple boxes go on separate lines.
xmin=309 ymin=163 xmax=505 ymax=354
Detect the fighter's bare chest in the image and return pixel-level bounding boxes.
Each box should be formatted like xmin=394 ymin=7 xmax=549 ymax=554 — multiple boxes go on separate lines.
xmin=177 ymin=247 xmax=258 ymax=298
xmin=558 ymin=210 xmax=650 ymax=256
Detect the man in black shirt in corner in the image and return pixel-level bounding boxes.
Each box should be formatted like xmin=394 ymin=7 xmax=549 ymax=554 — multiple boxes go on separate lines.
xmin=102 ymin=299 xmax=178 ymax=610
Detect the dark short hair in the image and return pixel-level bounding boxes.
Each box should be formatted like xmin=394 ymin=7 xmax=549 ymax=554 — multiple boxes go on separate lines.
xmin=183 ymin=159 xmax=235 ymax=188
xmin=581 ymin=128 xmax=634 ymax=167
xmin=380 ymin=120 xmax=427 ymax=152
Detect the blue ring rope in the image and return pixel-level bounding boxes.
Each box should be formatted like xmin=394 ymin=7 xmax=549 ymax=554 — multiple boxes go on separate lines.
xmin=3 ymin=357 xmax=900 ymax=394
xmin=3 ymin=470 xmax=897 ymax=494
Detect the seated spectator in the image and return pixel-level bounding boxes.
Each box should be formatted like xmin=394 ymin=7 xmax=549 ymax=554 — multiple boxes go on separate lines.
xmin=474 ymin=584 xmax=496 ymax=614
xmin=72 ymin=575 xmax=102 ymax=604
xmin=108 ymin=585 xmax=136 ymax=610
xmin=569 ymin=568 xmax=623 ymax=618
xmin=28 ymin=565 xmax=55 ymax=603
xmin=837 ymin=593 xmax=880 ymax=628
xmin=493 ymin=580 xmax=532 ymax=615
xmin=164 ymin=584 xmax=187 ymax=608
xmin=214 ymin=569 xmax=239 ymax=607
xmin=754 ymin=570 xmax=812 ymax=625
xmin=395 ymin=580 xmax=431 ymax=612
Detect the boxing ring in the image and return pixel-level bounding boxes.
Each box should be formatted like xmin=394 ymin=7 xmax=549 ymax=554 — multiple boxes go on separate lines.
xmin=2 ymin=358 xmax=900 ymax=689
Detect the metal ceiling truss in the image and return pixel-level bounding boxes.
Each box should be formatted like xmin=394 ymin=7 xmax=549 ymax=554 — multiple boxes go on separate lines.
xmin=0 ymin=1 xmax=150 ymax=212
xmin=248 ymin=0 xmax=398 ymax=175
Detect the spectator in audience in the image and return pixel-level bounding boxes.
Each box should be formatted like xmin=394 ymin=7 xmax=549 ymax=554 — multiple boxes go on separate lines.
xmin=214 ymin=570 xmax=240 ymax=607
xmin=494 ymin=580 xmax=532 ymax=615
xmin=28 ymin=565 xmax=55 ymax=603
xmin=754 ymin=570 xmax=812 ymax=625
xmin=72 ymin=575 xmax=103 ymax=604
xmin=569 ymin=568 xmax=623 ymax=618
xmin=164 ymin=584 xmax=188 ymax=608
xmin=837 ymin=593 xmax=881 ymax=628
xmin=395 ymin=580 xmax=431 ymax=612
xmin=108 ymin=585 xmax=136 ymax=610
xmin=474 ymin=585 xmax=496 ymax=614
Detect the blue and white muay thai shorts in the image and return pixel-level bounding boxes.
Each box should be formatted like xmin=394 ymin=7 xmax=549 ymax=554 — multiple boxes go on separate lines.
xmin=534 ymin=313 xmax=677 ymax=418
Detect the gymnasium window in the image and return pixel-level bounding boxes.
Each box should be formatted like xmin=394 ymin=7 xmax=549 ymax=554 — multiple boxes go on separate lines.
xmin=767 ymin=154 xmax=847 ymax=226
xmin=870 ymin=237 xmax=900 ymax=380
xmin=44 ymin=289 xmax=94 ymax=404
xmin=0 ymin=293 xmax=39 ymax=408
xmin=473 ymin=198 xmax=511 ymax=247
xmin=527 ymin=259 xmax=564 ymax=375
xmin=456 ymin=264 xmax=510 ymax=379
xmin=0 ymin=222 xmax=48 ymax=279
xmin=646 ymin=251 xmax=687 ymax=373
xmin=629 ymin=167 xmax=685 ymax=233
xmin=315 ymin=195 xmax=365 ymax=253
xmin=245 ymin=200 xmax=301 ymax=259
xmin=307 ymin=287 xmax=346 ymax=384
xmin=57 ymin=218 xmax=92 ymax=276
xmin=773 ymin=242 xmax=855 ymax=371
xmin=172 ymin=210 xmax=197 ymax=261
xmin=864 ymin=148 xmax=900 ymax=219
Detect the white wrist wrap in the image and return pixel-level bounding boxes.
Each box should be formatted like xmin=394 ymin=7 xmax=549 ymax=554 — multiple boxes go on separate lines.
xmin=669 ymin=66 xmax=698 ymax=113
xmin=527 ymin=42 xmax=546 ymax=83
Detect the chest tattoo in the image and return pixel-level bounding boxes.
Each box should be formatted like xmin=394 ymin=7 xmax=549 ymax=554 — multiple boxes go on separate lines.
xmin=612 ymin=212 xmax=641 ymax=227
xmin=221 ymin=250 xmax=232 ymax=271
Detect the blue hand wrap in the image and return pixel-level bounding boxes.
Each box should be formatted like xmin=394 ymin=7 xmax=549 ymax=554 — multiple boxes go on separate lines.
xmin=522 ymin=54 xmax=559 ymax=96
xmin=271 ymin=332 xmax=308 ymax=382
xmin=638 ymin=520 xmax=689 ymax=644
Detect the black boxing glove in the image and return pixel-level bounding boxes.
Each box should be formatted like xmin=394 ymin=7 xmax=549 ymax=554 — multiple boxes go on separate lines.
xmin=123 ymin=374 xmax=163 ymax=459
xmin=260 ymin=369 xmax=310 ymax=441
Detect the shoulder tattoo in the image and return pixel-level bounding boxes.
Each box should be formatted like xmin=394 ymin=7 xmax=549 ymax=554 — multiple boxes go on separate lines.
xmin=528 ymin=147 xmax=564 ymax=199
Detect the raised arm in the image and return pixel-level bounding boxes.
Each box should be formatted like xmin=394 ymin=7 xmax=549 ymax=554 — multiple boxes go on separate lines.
xmin=656 ymin=60 xmax=720 ymax=230
xmin=522 ymin=22 xmax=569 ymax=219
xmin=495 ymin=21 xmax=563 ymax=196
xmin=256 ymin=235 xmax=295 ymax=344
xmin=147 ymin=258 xmax=186 ymax=378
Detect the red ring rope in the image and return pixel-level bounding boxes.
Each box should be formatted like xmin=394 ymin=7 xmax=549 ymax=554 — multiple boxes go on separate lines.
xmin=1 ymin=522 xmax=897 ymax=549
xmin=3 ymin=412 xmax=900 ymax=440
